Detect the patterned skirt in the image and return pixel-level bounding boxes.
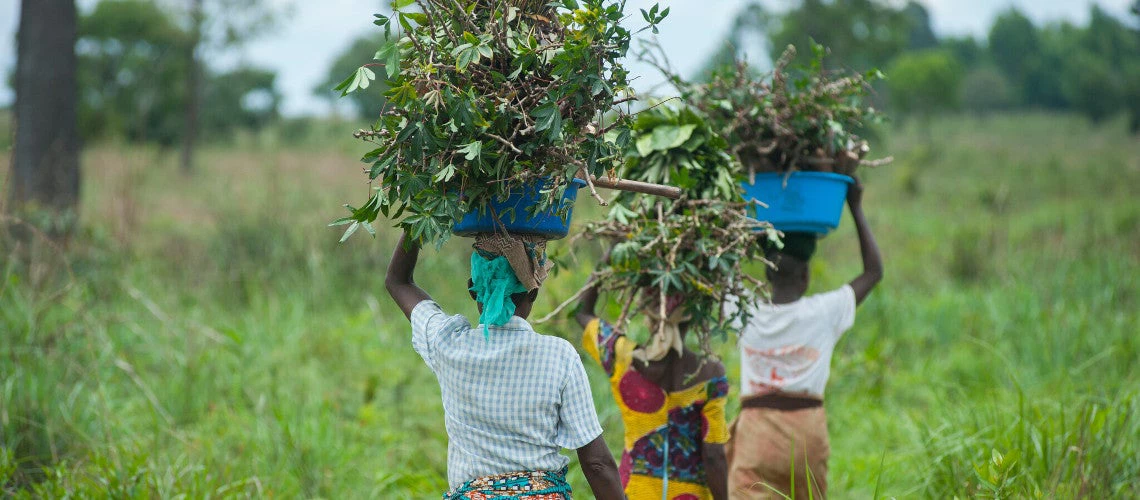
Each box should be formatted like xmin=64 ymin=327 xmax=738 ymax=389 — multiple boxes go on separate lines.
xmin=444 ymin=468 xmax=572 ymax=500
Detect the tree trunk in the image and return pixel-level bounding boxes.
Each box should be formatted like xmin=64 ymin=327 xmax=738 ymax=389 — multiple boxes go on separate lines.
xmin=9 ymin=0 xmax=81 ymax=232
xmin=180 ymin=0 xmax=203 ymax=173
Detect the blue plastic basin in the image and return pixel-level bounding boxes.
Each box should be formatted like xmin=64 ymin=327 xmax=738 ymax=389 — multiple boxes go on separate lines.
xmin=741 ymin=172 xmax=854 ymax=235
xmin=453 ymin=178 xmax=587 ymax=239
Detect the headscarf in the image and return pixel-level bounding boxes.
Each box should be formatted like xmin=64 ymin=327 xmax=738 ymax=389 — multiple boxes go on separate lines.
xmin=469 ymin=232 xmax=552 ymax=338
xmin=469 ymin=251 xmax=527 ymax=339
xmin=632 ymin=293 xmax=690 ymax=363
xmin=473 ymin=233 xmax=551 ymax=291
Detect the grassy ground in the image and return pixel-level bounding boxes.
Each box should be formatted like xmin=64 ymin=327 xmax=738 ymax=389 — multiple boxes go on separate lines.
xmin=2 ymin=113 xmax=1139 ymax=498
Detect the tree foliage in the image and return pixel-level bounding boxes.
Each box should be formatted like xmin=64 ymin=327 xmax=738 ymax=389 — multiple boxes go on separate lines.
xmin=334 ymin=0 xmax=666 ymax=247
xmin=576 ymin=44 xmax=890 ymax=350
xmin=767 ymin=0 xmax=912 ymax=71
xmin=202 ymin=67 xmax=281 ymax=139
xmin=75 ymin=0 xmax=283 ymax=146
xmin=959 ymin=66 xmax=1014 ymax=115
xmin=317 ymin=33 xmax=391 ymax=119
xmin=988 ymin=8 xmax=1039 ymax=89
xmin=578 ymin=105 xmax=770 ymax=353
xmin=694 ymin=44 xmax=885 ymax=177
xmin=78 ymin=0 xmax=188 ymax=145
xmin=1061 ymin=51 xmax=1123 ymax=124
xmin=888 ymin=49 xmax=963 ymax=119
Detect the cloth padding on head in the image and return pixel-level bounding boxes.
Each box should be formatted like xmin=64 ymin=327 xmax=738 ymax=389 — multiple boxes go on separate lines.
xmin=468 ymin=232 xmax=553 ymax=338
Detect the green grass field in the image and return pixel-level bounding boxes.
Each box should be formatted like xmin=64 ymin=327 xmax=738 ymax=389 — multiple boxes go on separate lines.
xmin=3 ymin=113 xmax=1139 ymax=498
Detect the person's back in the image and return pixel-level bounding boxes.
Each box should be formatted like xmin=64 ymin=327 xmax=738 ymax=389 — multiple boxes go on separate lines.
xmin=576 ymin=289 xmax=730 ymax=500
xmin=385 ymin=232 xmax=625 ymax=499
xmin=736 ymin=286 xmax=855 ymax=399
xmin=412 ymin=302 xmax=601 ymax=487
xmin=727 ymin=181 xmax=882 ymax=500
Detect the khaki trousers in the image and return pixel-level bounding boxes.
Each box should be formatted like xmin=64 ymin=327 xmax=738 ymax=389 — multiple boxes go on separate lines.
xmin=726 ymin=406 xmax=830 ymax=499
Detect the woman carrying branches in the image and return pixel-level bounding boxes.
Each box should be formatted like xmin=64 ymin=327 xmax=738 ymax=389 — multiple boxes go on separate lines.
xmin=573 ymin=262 xmax=730 ymax=500
xmin=559 ymin=103 xmax=774 ymax=500
xmin=385 ymin=230 xmax=625 ymax=500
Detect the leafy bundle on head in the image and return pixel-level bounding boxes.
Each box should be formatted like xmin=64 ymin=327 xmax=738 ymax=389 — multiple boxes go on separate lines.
xmin=331 ymin=0 xmax=668 ymax=246
xmin=693 ymin=43 xmax=889 ymax=179
xmin=569 ymin=104 xmax=775 ymax=356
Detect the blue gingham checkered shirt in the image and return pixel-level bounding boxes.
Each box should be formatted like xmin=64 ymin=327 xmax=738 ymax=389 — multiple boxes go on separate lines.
xmin=410 ymin=300 xmax=603 ymax=489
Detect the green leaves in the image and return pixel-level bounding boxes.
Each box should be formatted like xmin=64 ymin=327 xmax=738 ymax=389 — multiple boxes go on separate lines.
xmin=333 ymin=1 xmax=663 ymax=245
xmin=531 ymin=103 xmax=563 ymax=142
xmin=374 ymin=41 xmax=401 ymax=79
xmin=695 ymin=44 xmax=883 ymax=176
xmin=334 ymin=66 xmax=376 ymax=96
xmin=451 ymin=32 xmax=493 ymax=72
xmin=457 ymin=141 xmax=482 ymax=161
xmin=622 ymin=104 xmax=740 ymax=201
xmin=639 ymin=4 xmax=670 ymax=34
xmin=634 ymin=124 xmax=696 ymax=156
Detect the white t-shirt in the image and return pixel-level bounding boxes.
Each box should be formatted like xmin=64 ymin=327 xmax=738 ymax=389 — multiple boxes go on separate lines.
xmin=735 ymin=285 xmax=856 ymax=399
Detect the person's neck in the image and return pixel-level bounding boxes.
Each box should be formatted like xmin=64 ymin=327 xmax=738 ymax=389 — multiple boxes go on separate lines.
xmin=769 ymin=284 xmax=804 ymax=305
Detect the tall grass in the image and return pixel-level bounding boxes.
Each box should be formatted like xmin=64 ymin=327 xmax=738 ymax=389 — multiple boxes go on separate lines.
xmin=2 ymin=113 xmax=1139 ymax=498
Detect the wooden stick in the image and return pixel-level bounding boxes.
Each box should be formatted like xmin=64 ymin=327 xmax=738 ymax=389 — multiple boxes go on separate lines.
xmin=578 ymin=167 xmax=608 ymax=206
xmin=580 ymin=175 xmax=682 ymax=199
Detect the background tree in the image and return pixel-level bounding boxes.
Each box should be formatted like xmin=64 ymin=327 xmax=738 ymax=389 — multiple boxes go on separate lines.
xmin=10 ymin=0 xmax=81 ymax=236
xmin=177 ymin=0 xmax=286 ymax=172
xmin=888 ymin=49 xmax=962 ymax=122
xmin=987 ymin=9 xmax=1041 ymax=106
xmin=1061 ymin=50 xmax=1123 ymax=125
xmin=201 ymin=67 xmax=281 ymax=139
xmin=316 ymin=33 xmax=390 ymax=119
xmin=78 ymin=0 xmax=188 ymax=146
xmin=959 ymin=66 xmax=1014 ymax=116
xmin=903 ymin=1 xmax=938 ymax=50
xmin=939 ymin=36 xmax=983 ymax=70
xmin=1025 ymin=23 xmax=1075 ymax=110
xmin=181 ymin=0 xmax=203 ymax=173
xmin=767 ymin=0 xmax=911 ymax=71
xmin=76 ymin=0 xmax=282 ymax=147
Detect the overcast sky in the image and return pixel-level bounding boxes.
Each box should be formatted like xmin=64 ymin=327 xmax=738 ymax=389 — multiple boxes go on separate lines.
xmin=0 ymin=0 xmax=1134 ymax=116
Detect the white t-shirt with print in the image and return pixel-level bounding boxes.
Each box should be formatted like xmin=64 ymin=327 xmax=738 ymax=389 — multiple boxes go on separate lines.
xmin=735 ymin=285 xmax=856 ymax=399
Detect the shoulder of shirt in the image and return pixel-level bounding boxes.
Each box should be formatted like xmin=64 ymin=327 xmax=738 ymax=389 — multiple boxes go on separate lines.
xmin=413 ymin=300 xmax=471 ymax=329
xmin=806 ymin=285 xmax=853 ymax=302
xmin=530 ymin=332 xmax=574 ymax=351
xmin=527 ymin=334 xmax=580 ymax=363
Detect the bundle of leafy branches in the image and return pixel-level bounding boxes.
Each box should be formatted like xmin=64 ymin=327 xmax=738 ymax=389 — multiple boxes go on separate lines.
xmin=688 ymin=43 xmax=890 ymax=179
xmin=331 ymin=0 xmax=668 ymax=246
xmin=557 ymin=105 xmax=775 ymax=354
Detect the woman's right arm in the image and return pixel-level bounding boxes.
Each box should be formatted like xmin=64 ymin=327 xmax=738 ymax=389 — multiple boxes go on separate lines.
xmin=846 ymin=180 xmax=883 ymax=306
xmin=577 ymin=435 xmax=625 ymax=500
xmin=385 ymin=231 xmax=433 ymax=320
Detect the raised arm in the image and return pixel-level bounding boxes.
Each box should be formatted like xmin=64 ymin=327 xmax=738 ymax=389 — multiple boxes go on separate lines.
xmin=576 ymin=436 xmax=625 ymax=500
xmin=846 ymin=180 xmax=883 ymax=306
xmin=574 ymin=246 xmax=612 ymax=328
xmin=574 ymin=273 xmax=601 ymax=328
xmin=384 ymin=231 xmax=433 ymax=320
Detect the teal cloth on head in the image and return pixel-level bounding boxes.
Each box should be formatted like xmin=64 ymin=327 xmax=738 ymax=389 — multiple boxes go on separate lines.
xmin=469 ymin=251 xmax=527 ymax=339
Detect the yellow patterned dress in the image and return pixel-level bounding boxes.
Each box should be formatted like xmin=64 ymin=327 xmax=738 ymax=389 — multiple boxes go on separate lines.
xmin=582 ymin=318 xmax=730 ymax=500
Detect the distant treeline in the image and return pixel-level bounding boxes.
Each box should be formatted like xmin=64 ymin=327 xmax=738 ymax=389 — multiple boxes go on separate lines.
xmin=37 ymin=0 xmax=1140 ymax=147
xmin=702 ymin=1 xmax=1140 ymax=132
